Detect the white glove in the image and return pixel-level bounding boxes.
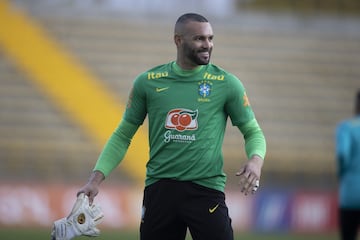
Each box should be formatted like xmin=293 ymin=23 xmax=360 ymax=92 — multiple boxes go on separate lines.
xmin=51 ymin=193 xmax=104 ymax=240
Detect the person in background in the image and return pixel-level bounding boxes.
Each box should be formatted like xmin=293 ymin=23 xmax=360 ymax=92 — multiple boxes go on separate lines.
xmin=336 ymin=90 xmax=360 ymax=240
xmin=78 ymin=13 xmax=266 ymax=240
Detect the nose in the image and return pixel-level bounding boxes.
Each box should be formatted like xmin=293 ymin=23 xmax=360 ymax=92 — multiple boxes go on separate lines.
xmin=202 ymin=38 xmax=212 ymax=49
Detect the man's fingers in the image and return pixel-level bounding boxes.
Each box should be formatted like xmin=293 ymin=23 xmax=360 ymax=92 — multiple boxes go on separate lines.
xmin=241 ymin=178 xmax=254 ymax=195
xmin=237 ymin=171 xmax=260 ymax=195
xmin=76 ymin=193 xmax=92 ymax=206
xmin=235 ymin=166 xmax=246 ymax=176
xmin=88 ymin=195 xmax=95 ymax=205
xmin=238 ymin=174 xmax=251 ymax=194
xmin=77 ymin=184 xmax=99 ymax=205
xmin=77 ymin=191 xmax=84 ymax=197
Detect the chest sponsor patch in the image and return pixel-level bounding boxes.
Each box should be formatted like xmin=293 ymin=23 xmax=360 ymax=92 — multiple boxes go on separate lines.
xmin=165 ymin=108 xmax=198 ymax=132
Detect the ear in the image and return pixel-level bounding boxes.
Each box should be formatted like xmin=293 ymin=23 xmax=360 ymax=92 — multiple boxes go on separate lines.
xmin=174 ymin=34 xmax=181 ymax=47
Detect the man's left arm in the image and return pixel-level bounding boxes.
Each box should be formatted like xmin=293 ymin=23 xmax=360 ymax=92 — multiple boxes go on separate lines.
xmin=236 ymin=118 xmax=266 ymax=195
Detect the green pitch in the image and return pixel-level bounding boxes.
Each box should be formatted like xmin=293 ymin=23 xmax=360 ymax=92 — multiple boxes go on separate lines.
xmin=0 ymin=228 xmax=338 ymax=240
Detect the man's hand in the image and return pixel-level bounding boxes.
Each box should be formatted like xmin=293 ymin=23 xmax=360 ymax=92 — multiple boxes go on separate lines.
xmin=50 ymin=193 xmax=104 ymax=240
xmin=77 ymin=171 xmax=105 ymax=205
xmin=236 ymin=155 xmax=263 ymax=195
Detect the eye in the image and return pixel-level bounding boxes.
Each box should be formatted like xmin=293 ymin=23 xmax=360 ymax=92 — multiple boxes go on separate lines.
xmin=194 ymin=36 xmax=213 ymax=41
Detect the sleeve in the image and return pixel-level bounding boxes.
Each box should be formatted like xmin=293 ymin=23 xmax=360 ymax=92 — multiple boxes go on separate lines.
xmin=336 ymin=122 xmax=351 ymax=178
xmin=123 ymin=74 xmax=147 ymax=125
xmin=224 ymin=74 xmax=255 ymax=126
xmin=224 ymin=74 xmax=266 ymax=159
xmin=93 ymin=119 xmax=140 ymax=177
xmin=237 ymin=118 xmax=266 ymax=160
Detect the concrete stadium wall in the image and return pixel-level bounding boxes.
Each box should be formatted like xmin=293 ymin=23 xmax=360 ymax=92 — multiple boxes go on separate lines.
xmin=1 ymin=0 xmax=359 ymax=189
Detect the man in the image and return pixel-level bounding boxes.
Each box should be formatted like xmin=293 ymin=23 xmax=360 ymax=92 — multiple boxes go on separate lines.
xmin=78 ymin=13 xmax=266 ymax=240
xmin=336 ymin=90 xmax=360 ymax=240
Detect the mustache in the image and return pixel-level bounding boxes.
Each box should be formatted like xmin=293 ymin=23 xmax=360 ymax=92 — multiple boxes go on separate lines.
xmin=197 ymin=49 xmax=211 ymax=53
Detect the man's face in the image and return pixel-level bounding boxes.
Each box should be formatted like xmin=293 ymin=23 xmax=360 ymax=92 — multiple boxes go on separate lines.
xmin=180 ymin=21 xmax=214 ymax=66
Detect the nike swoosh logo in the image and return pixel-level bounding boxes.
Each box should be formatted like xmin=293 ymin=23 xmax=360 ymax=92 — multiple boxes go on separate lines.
xmin=209 ymin=203 xmax=219 ymax=213
xmin=156 ymin=87 xmax=169 ymax=92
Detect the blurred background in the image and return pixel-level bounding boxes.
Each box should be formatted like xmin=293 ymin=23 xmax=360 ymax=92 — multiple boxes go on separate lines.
xmin=0 ymin=0 xmax=359 ymax=238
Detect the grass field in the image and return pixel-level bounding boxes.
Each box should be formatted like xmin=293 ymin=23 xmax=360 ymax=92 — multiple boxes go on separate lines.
xmin=0 ymin=228 xmax=339 ymax=240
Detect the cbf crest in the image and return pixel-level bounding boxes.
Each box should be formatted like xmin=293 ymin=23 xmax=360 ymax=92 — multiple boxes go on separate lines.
xmin=198 ymin=80 xmax=212 ymax=98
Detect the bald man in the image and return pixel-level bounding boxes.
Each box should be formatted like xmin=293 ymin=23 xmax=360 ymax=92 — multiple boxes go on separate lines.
xmin=78 ymin=13 xmax=266 ymax=240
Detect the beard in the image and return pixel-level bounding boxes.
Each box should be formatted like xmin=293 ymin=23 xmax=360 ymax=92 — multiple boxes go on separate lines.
xmin=184 ymin=43 xmax=212 ymax=66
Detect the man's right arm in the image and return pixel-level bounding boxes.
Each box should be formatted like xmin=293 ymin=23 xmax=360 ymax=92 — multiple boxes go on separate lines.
xmin=93 ymin=119 xmax=140 ymax=176
xmin=78 ymin=119 xmax=140 ymax=203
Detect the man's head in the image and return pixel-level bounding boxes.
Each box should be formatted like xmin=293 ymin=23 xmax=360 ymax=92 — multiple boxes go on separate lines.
xmin=174 ymin=13 xmax=214 ymax=70
xmin=356 ymin=90 xmax=360 ymax=116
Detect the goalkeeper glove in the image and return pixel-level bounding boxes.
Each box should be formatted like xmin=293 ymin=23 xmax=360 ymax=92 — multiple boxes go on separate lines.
xmin=51 ymin=193 xmax=104 ymax=240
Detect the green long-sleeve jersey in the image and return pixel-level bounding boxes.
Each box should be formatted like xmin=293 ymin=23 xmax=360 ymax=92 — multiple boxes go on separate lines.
xmin=95 ymin=61 xmax=266 ymax=192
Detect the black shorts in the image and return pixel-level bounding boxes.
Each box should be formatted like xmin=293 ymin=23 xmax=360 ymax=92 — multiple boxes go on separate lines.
xmin=140 ymin=179 xmax=234 ymax=240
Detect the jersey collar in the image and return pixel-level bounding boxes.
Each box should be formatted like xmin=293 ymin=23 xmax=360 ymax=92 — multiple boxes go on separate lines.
xmin=172 ymin=61 xmax=205 ymax=77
